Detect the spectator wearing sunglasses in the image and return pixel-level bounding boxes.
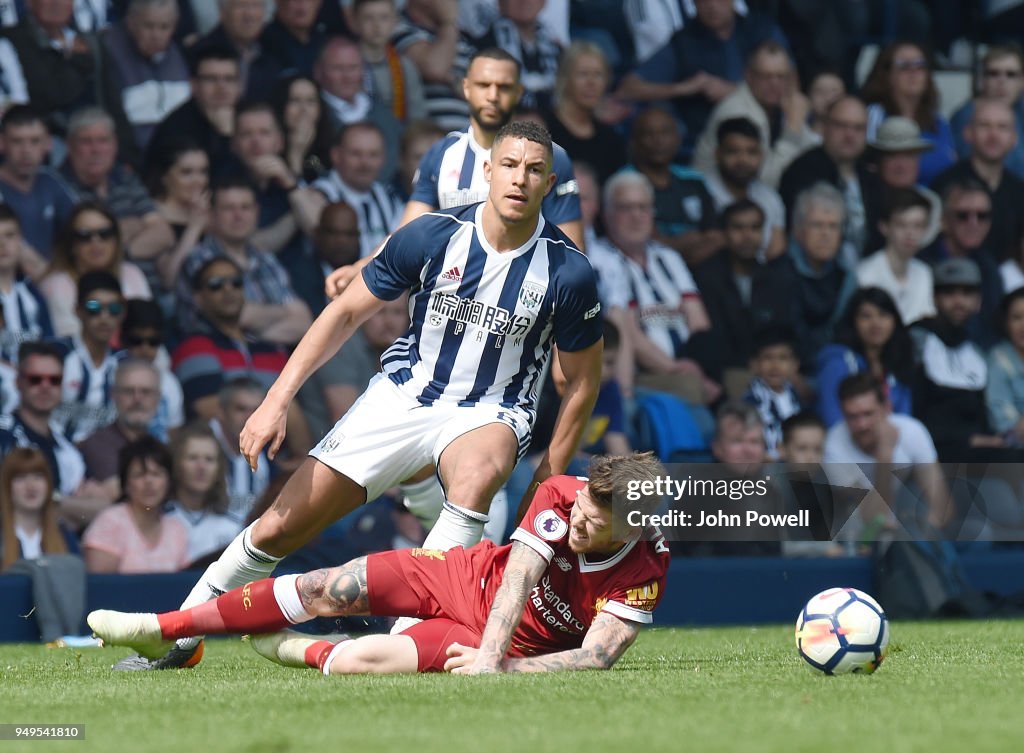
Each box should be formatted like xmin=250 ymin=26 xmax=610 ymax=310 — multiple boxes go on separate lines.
xmin=172 ymin=256 xmax=288 ymax=420
xmin=38 ymin=202 xmax=152 ymax=339
xmin=174 ymin=177 xmax=313 ymax=346
xmin=120 ymin=299 xmax=184 ymax=443
xmin=0 ymin=341 xmax=110 ymax=531
xmin=920 ymin=179 xmax=1003 ymax=349
xmin=932 ymin=99 xmax=1024 ymax=264
xmin=52 ymin=272 xmax=128 ymax=444
xmin=950 ymin=45 xmax=1024 ymax=180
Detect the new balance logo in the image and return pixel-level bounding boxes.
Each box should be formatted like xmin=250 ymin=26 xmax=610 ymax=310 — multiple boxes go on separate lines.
xmin=441 ymin=266 xmax=462 ymax=282
xmin=554 ymin=556 xmax=573 ymax=572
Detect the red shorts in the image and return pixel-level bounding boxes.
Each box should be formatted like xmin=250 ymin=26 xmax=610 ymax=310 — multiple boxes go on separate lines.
xmin=366 ymin=547 xmax=492 ymax=672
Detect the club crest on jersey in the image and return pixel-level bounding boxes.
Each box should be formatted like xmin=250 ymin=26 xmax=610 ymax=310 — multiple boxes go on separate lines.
xmin=518 ymin=281 xmax=546 ymax=311
xmin=534 ymin=510 xmax=568 ymax=541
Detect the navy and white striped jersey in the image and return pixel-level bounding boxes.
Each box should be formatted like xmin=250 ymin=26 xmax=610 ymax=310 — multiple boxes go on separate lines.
xmin=409 ymin=127 xmax=580 ymax=225
xmin=362 ymin=203 xmax=601 ymax=420
xmin=0 ymin=361 xmax=17 ymax=414
xmin=311 ymin=171 xmax=403 ymax=258
xmin=621 ymin=240 xmax=702 ymax=359
xmin=53 ymin=338 xmax=125 ymax=443
xmin=0 ymin=279 xmax=53 ymax=363
xmin=0 ymin=411 xmax=86 ymax=496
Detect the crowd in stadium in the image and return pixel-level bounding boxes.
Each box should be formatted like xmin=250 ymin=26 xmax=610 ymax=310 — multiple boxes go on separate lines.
xmin=3 ymin=0 xmax=1024 ymax=619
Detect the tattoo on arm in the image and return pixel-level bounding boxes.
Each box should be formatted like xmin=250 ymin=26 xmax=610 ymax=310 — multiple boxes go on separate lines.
xmin=476 ymin=542 xmax=547 ymax=666
xmin=296 ymin=558 xmax=370 ymax=616
xmin=504 ymin=612 xmax=640 ymax=673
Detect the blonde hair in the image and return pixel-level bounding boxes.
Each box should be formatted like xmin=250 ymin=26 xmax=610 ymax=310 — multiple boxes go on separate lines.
xmin=554 ymin=41 xmax=610 ymax=108
xmin=0 ymin=448 xmax=67 ymax=571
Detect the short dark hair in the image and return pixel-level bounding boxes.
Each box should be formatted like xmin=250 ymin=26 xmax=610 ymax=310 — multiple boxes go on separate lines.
xmin=881 ymin=187 xmax=930 ymax=221
xmin=333 ymin=120 xmax=385 ymax=149
xmin=118 ymin=436 xmax=173 ymax=503
xmin=191 ymin=254 xmax=243 ymax=290
xmin=1 ymin=104 xmax=47 ymax=132
xmin=123 ymin=298 xmax=165 ymax=333
xmin=837 ymin=372 xmax=886 ymax=405
xmin=781 ymin=412 xmax=825 ymax=445
xmin=0 ymin=203 xmax=20 ymax=228
xmin=234 ymin=100 xmax=282 ymax=132
xmin=491 ymin=120 xmax=553 ymax=163
xmin=210 ymin=174 xmax=257 ymax=205
xmin=77 ymin=270 xmax=123 ymax=307
xmin=17 ymin=341 xmax=64 ymax=369
xmin=467 ymin=47 xmax=522 ymax=79
xmin=720 ymin=198 xmax=765 ymax=228
xmin=939 ymin=177 xmax=991 ymax=207
xmin=717 ymin=117 xmax=760 ymax=144
xmin=752 ymin=323 xmax=798 ymax=358
xmin=189 ymin=43 xmax=240 ymax=78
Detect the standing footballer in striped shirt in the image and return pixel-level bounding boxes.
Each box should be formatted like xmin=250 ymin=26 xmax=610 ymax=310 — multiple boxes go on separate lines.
xmin=118 ymin=121 xmax=603 ymax=670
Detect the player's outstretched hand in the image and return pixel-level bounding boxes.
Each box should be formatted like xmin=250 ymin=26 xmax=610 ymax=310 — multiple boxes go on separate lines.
xmin=444 ymin=643 xmax=499 ymax=675
xmin=324 ymin=264 xmax=360 ymax=299
xmin=239 ymin=398 xmax=289 ymax=471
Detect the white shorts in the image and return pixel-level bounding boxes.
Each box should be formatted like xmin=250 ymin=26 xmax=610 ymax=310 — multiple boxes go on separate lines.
xmin=309 ymin=373 xmax=532 ymax=501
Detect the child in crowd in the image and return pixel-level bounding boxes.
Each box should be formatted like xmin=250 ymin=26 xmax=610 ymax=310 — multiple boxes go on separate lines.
xmin=775 ymin=412 xmax=846 ymax=557
xmin=856 ymin=187 xmax=935 ymax=326
xmin=744 ymin=324 xmax=802 ymax=459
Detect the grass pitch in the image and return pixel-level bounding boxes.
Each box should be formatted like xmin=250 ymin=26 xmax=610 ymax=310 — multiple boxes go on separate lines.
xmin=2 ymin=620 xmax=1023 ymax=753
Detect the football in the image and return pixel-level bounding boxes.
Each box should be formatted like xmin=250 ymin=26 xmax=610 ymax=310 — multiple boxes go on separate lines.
xmin=795 ymin=587 xmax=890 ymax=675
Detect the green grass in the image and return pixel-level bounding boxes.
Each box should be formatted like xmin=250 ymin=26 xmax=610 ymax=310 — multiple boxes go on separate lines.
xmin=2 ymin=621 xmax=1023 ymax=753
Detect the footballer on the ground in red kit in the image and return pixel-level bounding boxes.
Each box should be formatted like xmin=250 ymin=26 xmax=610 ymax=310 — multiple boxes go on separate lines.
xmin=87 ymin=454 xmax=669 ymax=674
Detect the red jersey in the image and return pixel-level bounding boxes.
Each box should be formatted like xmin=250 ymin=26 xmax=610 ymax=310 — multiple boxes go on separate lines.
xmin=474 ymin=475 xmax=670 ymax=656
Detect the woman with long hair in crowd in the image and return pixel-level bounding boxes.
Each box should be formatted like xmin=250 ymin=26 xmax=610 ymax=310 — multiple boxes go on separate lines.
xmin=816 ymin=287 xmax=915 ymax=426
xmin=1 ymin=448 xmax=89 ymax=643
xmin=166 ymin=423 xmax=241 ymax=566
xmin=270 ymin=74 xmax=333 ymax=184
xmin=146 ymin=140 xmax=210 ymax=290
xmin=860 ymin=41 xmax=956 ymax=184
xmin=543 ymin=41 xmax=626 ymax=185
xmin=82 ymin=436 xmax=188 ymax=574
xmin=38 ymin=202 xmax=152 ymax=337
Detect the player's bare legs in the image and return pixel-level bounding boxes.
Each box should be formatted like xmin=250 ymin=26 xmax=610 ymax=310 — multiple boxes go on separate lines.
xmin=250 ymin=458 xmax=368 ymax=555
xmin=424 ymin=422 xmax=518 ymax=550
xmin=91 ymin=558 xmax=418 ymax=674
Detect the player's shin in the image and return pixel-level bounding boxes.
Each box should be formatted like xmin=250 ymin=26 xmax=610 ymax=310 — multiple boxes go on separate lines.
xmin=420 ymin=500 xmax=489 ymax=551
xmin=158 ymin=574 xmax=315 ymax=639
xmin=172 ymin=523 xmax=285 ymax=650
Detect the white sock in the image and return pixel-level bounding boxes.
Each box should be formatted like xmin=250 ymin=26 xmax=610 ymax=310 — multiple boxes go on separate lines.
xmin=420 ymin=501 xmax=489 ymax=551
xmin=401 ymin=476 xmax=445 ymax=531
xmin=391 ymin=501 xmax=489 ymax=636
xmin=272 ymin=573 xmax=315 ymax=624
xmin=174 ymin=524 xmax=283 ymax=651
xmin=322 ymin=639 xmax=355 ymax=676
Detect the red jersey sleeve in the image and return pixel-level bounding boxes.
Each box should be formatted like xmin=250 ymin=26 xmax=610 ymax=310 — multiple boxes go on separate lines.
xmin=595 ymin=543 xmax=670 ymax=625
xmin=509 ymin=476 xmax=583 ymax=563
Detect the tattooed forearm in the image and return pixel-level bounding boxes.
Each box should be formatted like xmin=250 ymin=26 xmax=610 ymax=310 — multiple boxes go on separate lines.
xmin=296 ymin=558 xmax=370 ymax=616
xmin=504 ymin=612 xmax=639 ymax=673
xmin=475 ymin=542 xmax=547 ymax=667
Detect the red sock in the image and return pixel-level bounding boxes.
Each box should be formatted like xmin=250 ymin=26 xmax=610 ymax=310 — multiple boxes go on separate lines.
xmin=304 ymin=640 xmax=338 ymax=672
xmin=158 ymin=579 xmax=291 ymax=639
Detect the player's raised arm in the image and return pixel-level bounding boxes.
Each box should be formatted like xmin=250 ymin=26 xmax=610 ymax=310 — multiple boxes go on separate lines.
xmin=239 ymin=274 xmax=386 ymax=469
xmin=452 ymin=541 xmax=547 ymax=674
xmin=516 ymin=340 xmax=603 ymax=523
